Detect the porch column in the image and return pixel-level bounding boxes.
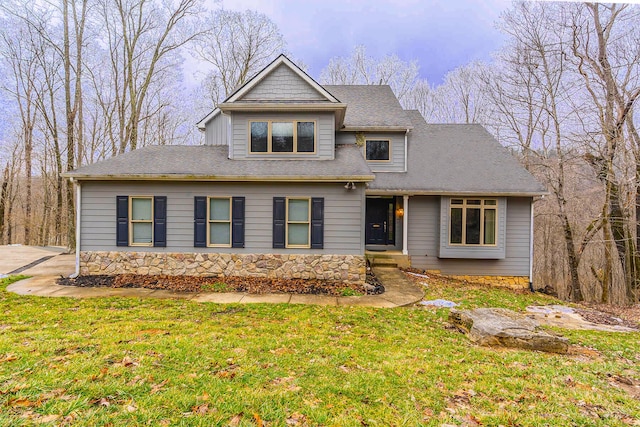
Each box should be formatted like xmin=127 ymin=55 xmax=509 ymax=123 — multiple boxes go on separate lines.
xmin=402 ymin=195 xmax=409 ymax=255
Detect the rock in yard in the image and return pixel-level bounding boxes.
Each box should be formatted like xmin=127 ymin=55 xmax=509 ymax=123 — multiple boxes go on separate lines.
xmin=449 ymin=308 xmax=569 ymax=354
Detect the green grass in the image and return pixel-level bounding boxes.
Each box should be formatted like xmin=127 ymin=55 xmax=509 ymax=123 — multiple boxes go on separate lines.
xmin=1 ymin=275 xmax=639 ymax=426
xmin=339 ymin=287 xmax=363 ymax=297
xmin=202 ymin=281 xmax=230 ymax=292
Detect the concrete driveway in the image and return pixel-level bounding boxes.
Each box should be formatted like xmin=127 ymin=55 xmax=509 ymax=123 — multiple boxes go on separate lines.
xmin=0 ymin=245 xmax=75 ymax=277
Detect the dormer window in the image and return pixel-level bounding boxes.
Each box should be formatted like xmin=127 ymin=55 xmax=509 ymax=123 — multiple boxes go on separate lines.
xmin=250 ymin=120 xmax=315 ymax=153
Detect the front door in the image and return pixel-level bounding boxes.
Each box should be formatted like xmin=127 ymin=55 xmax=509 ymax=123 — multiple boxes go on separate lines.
xmin=366 ymin=198 xmax=394 ymax=245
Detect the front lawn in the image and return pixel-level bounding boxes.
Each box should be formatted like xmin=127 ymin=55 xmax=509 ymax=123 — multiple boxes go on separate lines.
xmin=1 ymin=275 xmax=639 ymax=426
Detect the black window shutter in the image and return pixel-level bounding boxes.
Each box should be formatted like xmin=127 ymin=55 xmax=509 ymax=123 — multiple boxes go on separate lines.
xmin=153 ymin=196 xmax=167 ymax=247
xmin=116 ymin=196 xmax=129 ymax=246
xmin=231 ymin=197 xmax=245 ymax=248
xmin=194 ymin=196 xmax=207 ymax=247
xmin=273 ymin=197 xmax=286 ymax=248
xmin=311 ymin=197 xmax=324 ymax=249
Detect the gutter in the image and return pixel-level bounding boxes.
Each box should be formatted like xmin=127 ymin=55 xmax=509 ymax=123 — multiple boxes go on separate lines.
xmin=364 ymin=189 xmax=549 ymax=197
xmin=60 ymin=174 xmax=377 ymax=182
xmin=341 ymin=126 xmax=414 ymax=133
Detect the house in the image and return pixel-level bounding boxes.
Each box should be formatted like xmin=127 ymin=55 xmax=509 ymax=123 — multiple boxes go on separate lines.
xmin=63 ymin=55 xmax=546 ymax=288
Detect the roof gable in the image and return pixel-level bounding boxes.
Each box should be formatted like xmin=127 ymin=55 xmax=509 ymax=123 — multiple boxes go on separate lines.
xmin=239 ymin=63 xmax=328 ymax=102
xmin=226 ymin=54 xmax=339 ymax=103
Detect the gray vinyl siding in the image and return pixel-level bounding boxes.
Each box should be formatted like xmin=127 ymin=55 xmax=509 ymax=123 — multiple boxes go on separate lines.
xmin=80 ymin=181 xmax=364 ymax=255
xmin=335 ymin=132 xmax=405 ymax=172
xmin=407 ymin=196 xmax=531 ymax=276
xmin=240 ymin=64 xmax=327 ymax=101
xmin=230 ymin=112 xmax=335 ymax=160
xmin=204 ymin=113 xmax=230 ymax=146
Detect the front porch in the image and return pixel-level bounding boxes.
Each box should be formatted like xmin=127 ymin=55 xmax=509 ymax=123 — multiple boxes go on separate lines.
xmin=365 ymin=195 xmax=410 ymax=256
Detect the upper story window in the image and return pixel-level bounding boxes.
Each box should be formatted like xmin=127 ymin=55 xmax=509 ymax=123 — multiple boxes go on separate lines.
xmin=250 ymin=120 xmax=315 ymax=153
xmin=450 ymin=198 xmax=497 ymax=246
xmin=366 ymin=140 xmax=390 ymax=161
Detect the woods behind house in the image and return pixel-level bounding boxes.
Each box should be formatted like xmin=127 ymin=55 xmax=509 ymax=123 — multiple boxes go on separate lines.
xmin=1 ymin=1 xmax=639 ymax=304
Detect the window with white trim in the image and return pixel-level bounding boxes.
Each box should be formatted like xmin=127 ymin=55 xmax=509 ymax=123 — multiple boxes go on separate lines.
xmin=449 ymin=198 xmax=497 ymax=246
xmin=250 ymin=120 xmax=315 ymax=153
xmin=286 ymin=198 xmax=310 ymax=248
xmin=208 ymin=197 xmax=231 ymax=247
xmin=130 ymin=196 xmax=153 ymax=246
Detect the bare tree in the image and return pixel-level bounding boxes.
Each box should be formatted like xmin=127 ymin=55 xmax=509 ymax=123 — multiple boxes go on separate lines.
xmin=568 ymin=3 xmax=640 ymax=303
xmin=0 ymin=16 xmax=39 ymax=245
xmin=431 ymin=62 xmax=490 ymax=124
xmin=99 ymin=0 xmax=202 ymax=154
xmin=192 ymin=8 xmax=285 ymax=105
xmin=320 ymin=45 xmax=419 ymax=104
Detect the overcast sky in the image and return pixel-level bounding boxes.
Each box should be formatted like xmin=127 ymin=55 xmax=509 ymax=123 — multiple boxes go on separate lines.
xmin=218 ymin=0 xmax=512 ymax=84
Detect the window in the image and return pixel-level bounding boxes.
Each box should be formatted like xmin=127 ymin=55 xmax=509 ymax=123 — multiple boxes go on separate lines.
xmin=116 ymin=195 xmax=166 ymax=247
xmin=366 ymin=140 xmax=390 ymax=161
xmin=208 ymin=197 xmax=231 ymax=247
xmin=287 ymin=198 xmax=310 ymax=247
xmin=249 ymin=120 xmax=315 ymax=153
xmin=130 ymin=197 xmax=153 ymax=245
xmin=194 ymin=196 xmax=245 ymax=248
xmin=273 ymin=197 xmax=324 ymax=249
xmin=450 ymin=199 xmax=497 ymax=246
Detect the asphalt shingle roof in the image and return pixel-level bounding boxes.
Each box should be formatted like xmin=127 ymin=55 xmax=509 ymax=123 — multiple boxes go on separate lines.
xmin=64 ymin=144 xmax=374 ymax=181
xmin=323 ymin=85 xmax=413 ymax=129
xmin=368 ymin=111 xmax=547 ymax=195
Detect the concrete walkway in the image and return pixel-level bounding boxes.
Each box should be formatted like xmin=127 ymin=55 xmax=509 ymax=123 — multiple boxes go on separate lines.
xmin=3 ymin=246 xmax=424 ymax=307
xmin=0 ymin=245 xmax=75 ymax=277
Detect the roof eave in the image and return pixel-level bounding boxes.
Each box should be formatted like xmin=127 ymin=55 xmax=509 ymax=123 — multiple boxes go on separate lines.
xmin=365 ymin=189 xmax=549 ymax=197
xmin=195 ymin=107 xmax=221 ymax=130
xmin=341 ymin=125 xmax=413 ymax=132
xmin=62 ymin=173 xmax=376 ymax=183
xmin=218 ymin=102 xmax=347 ymax=112
xmin=218 ymin=102 xmax=347 ymax=128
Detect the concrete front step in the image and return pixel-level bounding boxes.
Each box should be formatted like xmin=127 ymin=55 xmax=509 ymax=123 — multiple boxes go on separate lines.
xmin=371 ymin=258 xmax=398 ymax=267
xmin=365 ymin=253 xmax=410 ymax=269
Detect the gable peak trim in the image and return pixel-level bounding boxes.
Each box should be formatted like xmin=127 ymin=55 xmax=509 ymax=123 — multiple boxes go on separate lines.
xmin=226 ymin=54 xmax=339 ymax=104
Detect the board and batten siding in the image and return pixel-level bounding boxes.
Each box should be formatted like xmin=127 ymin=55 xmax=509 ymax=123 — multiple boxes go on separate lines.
xmin=407 ymin=196 xmax=532 ymax=276
xmin=335 ymin=131 xmax=405 ymax=172
xmin=230 ymin=111 xmax=335 ymax=160
xmin=204 ymin=113 xmax=230 ymax=146
xmin=80 ymin=181 xmax=364 ymax=255
xmin=240 ymin=64 xmax=327 ymax=101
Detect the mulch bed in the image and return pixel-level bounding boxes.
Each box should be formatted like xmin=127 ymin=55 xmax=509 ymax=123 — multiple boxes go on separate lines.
xmin=57 ymin=271 xmax=385 ymax=296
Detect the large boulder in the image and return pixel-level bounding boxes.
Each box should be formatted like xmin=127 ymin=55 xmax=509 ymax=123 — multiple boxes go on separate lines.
xmin=449 ymin=308 xmax=569 ymax=354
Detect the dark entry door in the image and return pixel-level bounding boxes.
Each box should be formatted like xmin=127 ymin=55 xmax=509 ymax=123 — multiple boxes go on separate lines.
xmin=366 ymin=198 xmax=394 ymax=245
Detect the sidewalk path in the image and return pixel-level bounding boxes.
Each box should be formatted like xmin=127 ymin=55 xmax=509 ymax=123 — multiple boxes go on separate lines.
xmin=0 ymin=245 xmax=73 ymax=277
xmin=6 ymin=266 xmax=424 ymax=308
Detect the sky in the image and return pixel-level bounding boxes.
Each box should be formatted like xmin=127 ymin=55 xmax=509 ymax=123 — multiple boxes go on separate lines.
xmin=218 ymin=0 xmax=512 ymax=85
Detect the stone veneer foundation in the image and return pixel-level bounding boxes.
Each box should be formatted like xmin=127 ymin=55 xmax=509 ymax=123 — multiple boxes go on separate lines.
xmin=80 ymin=251 xmax=366 ymax=284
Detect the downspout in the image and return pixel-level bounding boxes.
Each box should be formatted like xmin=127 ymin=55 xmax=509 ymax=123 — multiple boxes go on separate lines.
xmin=404 ymin=129 xmax=409 ymax=172
xmin=529 ymin=198 xmax=534 ymax=292
xmin=70 ymin=178 xmax=81 ymax=278
xmin=402 ymin=195 xmax=409 ymax=255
